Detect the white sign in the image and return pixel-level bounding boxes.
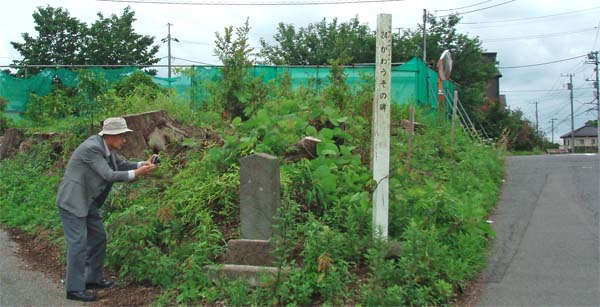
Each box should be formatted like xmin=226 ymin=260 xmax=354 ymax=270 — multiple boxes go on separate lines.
xmin=372 ymin=13 xmax=392 ymax=239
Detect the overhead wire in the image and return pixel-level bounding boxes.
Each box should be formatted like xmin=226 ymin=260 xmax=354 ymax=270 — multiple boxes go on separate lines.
xmin=437 ymin=0 xmax=516 ymax=18
xmin=97 ymin=0 xmax=406 ymax=5
xmin=484 ymin=27 xmax=597 ymax=43
xmin=502 ymin=86 xmax=594 ymax=93
xmin=592 ymin=19 xmax=600 ymax=50
xmin=460 ymin=5 xmax=600 ymax=25
xmin=434 ymin=0 xmax=495 ymax=12
xmin=498 ymin=54 xmax=586 ymax=69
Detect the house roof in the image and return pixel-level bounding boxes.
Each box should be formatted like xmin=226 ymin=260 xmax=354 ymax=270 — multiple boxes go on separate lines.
xmin=560 ymin=124 xmax=598 ymax=138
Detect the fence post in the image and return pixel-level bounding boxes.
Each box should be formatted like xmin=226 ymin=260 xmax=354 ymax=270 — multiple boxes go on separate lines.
xmin=407 ymin=106 xmax=415 ymax=172
xmin=451 ymin=90 xmax=458 ymax=146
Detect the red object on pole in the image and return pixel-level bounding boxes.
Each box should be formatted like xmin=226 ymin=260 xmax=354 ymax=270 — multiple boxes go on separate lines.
xmin=438 ymin=74 xmax=444 ymax=110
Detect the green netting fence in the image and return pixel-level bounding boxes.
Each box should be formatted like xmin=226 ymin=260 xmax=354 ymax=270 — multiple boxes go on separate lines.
xmin=0 ymin=57 xmax=454 ymax=118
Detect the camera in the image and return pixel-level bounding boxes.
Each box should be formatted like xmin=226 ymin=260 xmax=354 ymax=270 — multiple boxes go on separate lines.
xmin=151 ymin=156 xmax=161 ymax=164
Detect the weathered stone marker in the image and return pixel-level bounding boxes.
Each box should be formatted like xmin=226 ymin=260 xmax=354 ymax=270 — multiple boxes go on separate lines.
xmin=209 ymin=153 xmax=281 ymax=285
xmin=240 ymin=153 xmax=281 ymax=240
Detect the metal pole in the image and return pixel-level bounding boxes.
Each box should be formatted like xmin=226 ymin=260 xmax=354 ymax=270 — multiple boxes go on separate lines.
xmin=534 ymin=101 xmax=539 ymax=133
xmin=451 ymin=90 xmax=458 ymax=146
xmin=570 ymin=74 xmax=575 ymax=153
xmin=167 ymin=22 xmax=173 ymax=79
xmin=594 ymin=51 xmax=600 ymax=154
xmin=422 ymin=9 xmax=427 ymax=62
xmin=407 ymin=106 xmax=414 ymax=172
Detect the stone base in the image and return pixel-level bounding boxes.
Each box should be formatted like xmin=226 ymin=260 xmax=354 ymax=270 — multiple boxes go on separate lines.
xmin=224 ymin=239 xmax=276 ymax=266
xmin=205 ymin=264 xmax=288 ymax=287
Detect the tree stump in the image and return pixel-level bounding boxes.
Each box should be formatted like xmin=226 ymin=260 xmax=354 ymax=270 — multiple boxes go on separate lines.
xmin=115 ymin=110 xmax=190 ymax=158
xmin=284 ymin=136 xmax=322 ymax=162
xmin=0 ymin=128 xmax=24 ymax=160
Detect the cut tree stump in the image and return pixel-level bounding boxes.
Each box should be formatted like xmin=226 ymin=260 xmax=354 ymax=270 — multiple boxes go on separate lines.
xmin=0 ymin=128 xmax=24 ymax=160
xmin=116 ymin=110 xmax=190 ymax=158
xmin=284 ymin=136 xmax=322 ymax=162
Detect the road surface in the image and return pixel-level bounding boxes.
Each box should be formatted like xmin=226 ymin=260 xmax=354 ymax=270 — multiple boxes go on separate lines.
xmin=477 ymin=154 xmax=599 ymax=306
xmin=0 ymin=230 xmax=83 ymax=307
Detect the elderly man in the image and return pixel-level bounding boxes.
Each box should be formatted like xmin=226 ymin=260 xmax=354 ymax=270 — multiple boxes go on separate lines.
xmin=56 ymin=117 xmax=157 ymax=302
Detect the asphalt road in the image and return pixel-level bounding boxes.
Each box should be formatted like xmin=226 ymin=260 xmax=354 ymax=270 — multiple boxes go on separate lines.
xmin=0 ymin=230 xmax=83 ymax=307
xmin=477 ymin=154 xmax=600 ymax=307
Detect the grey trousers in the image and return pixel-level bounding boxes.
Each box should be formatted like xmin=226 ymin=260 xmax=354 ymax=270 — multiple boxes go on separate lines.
xmin=58 ymin=205 xmax=106 ymax=292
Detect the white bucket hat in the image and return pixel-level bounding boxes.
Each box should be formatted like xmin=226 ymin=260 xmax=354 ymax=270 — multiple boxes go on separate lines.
xmin=98 ymin=117 xmax=133 ymax=136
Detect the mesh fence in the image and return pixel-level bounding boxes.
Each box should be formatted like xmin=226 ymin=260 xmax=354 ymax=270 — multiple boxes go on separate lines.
xmin=0 ymin=57 xmax=454 ymax=117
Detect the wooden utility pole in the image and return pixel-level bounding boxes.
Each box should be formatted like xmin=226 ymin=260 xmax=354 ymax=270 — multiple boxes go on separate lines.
xmin=451 ymin=90 xmax=458 ymax=146
xmin=162 ymin=23 xmax=179 ymax=79
xmin=587 ymin=51 xmax=599 ymax=153
xmin=371 ymin=13 xmax=392 ymax=239
xmin=530 ymin=101 xmax=539 ymax=133
xmin=562 ymin=73 xmax=575 ymax=152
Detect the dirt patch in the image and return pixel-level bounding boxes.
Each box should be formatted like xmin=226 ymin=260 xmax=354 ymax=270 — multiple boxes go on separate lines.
xmin=452 ymin=274 xmax=484 ymax=307
xmin=6 ymin=228 xmax=161 ymax=306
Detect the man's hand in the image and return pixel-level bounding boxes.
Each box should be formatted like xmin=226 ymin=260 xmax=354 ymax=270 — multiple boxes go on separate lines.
xmin=134 ymin=164 xmax=157 ymax=177
xmin=143 ymin=154 xmax=159 ymax=166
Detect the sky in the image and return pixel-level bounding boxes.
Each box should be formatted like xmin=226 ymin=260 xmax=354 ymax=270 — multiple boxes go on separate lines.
xmin=1 ymin=0 xmax=599 ymax=141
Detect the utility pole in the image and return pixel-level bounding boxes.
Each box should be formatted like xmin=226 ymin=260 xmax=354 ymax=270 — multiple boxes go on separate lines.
xmin=586 ymin=51 xmax=600 ymax=153
xmin=162 ymin=23 xmax=179 ymax=79
xmin=550 ymin=118 xmax=557 ymax=144
xmin=422 ymin=9 xmax=427 ymax=62
xmin=530 ymin=101 xmax=539 ymax=133
xmin=562 ymin=73 xmax=575 ymax=153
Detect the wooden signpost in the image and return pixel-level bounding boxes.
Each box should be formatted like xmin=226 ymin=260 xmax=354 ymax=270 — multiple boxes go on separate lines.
xmin=372 ymin=13 xmax=392 ymax=239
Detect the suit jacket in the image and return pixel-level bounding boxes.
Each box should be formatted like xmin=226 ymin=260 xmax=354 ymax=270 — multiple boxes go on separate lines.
xmin=57 ymin=135 xmax=138 ymax=217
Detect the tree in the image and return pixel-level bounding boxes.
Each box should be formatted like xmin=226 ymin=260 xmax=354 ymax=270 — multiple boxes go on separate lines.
xmin=210 ymin=19 xmax=269 ymax=120
xmin=85 ymin=7 xmax=160 ymax=67
xmin=259 ymin=17 xmax=376 ymax=65
xmin=11 ymin=5 xmax=159 ymax=76
xmin=11 ymin=6 xmax=87 ymax=75
xmin=398 ymin=14 xmax=496 ymax=123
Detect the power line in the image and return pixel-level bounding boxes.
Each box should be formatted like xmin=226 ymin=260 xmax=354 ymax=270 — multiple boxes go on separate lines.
xmin=502 ymin=86 xmax=594 ymax=93
xmin=593 ymin=19 xmax=600 ymax=50
xmin=484 ymin=27 xmax=597 ymax=43
xmin=434 ymin=0 xmax=494 ymax=12
xmin=498 ymin=54 xmax=585 ymax=69
xmin=97 ymin=0 xmax=405 ymax=5
xmin=438 ymin=0 xmax=516 ymax=17
xmin=178 ymin=39 xmax=211 ymax=45
xmin=172 ymin=56 xmax=215 ymax=65
xmin=460 ymin=5 xmax=600 ymax=25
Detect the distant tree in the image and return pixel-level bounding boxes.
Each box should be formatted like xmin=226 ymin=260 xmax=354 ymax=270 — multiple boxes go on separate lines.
xmin=260 ymin=15 xmax=495 ymax=118
xmin=259 ymin=17 xmax=376 ymax=65
xmin=85 ymin=7 xmax=160 ymax=67
xmin=399 ymin=14 xmax=497 ymax=124
xmin=113 ymin=71 xmax=163 ymax=99
xmin=10 ymin=5 xmax=159 ymax=76
xmin=11 ymin=6 xmax=87 ymax=75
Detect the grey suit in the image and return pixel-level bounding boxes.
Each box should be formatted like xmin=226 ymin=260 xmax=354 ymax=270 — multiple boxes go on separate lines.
xmin=57 ymin=135 xmax=138 ymax=292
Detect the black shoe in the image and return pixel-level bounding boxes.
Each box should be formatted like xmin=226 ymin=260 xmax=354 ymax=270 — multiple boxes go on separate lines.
xmin=66 ymin=290 xmax=97 ymax=302
xmin=86 ymin=279 xmax=114 ymax=289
